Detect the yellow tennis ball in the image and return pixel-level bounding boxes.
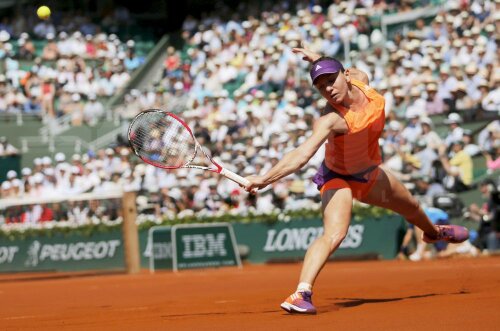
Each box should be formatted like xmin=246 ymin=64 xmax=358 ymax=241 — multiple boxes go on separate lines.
xmin=37 ymin=6 xmax=51 ymax=20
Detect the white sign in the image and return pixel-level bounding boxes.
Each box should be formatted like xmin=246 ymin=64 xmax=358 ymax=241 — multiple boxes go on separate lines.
xmin=25 ymin=240 xmax=121 ymax=267
xmin=263 ymin=225 xmax=364 ymax=252
xmin=144 ymin=241 xmax=172 ymax=259
xmin=181 ymin=233 xmax=227 ymax=258
xmin=0 ymin=246 xmax=19 ymax=264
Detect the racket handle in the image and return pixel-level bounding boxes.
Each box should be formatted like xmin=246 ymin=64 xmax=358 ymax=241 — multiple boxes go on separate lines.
xmin=220 ymin=168 xmax=251 ymax=187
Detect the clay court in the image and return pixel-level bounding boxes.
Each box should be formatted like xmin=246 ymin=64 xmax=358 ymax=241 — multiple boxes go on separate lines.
xmin=1 ymin=256 xmax=499 ymax=330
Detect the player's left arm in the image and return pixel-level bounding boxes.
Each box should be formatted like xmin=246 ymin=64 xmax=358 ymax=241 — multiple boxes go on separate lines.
xmin=292 ymin=47 xmax=370 ymax=85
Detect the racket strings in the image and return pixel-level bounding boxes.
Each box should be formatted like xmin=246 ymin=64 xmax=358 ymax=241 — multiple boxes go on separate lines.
xmin=129 ymin=111 xmax=196 ymax=168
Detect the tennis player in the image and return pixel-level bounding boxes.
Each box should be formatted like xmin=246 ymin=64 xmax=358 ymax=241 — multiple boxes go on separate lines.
xmin=244 ymin=48 xmax=469 ymax=314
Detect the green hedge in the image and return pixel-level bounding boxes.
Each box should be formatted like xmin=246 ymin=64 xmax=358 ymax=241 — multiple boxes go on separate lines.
xmin=0 ymin=204 xmax=393 ymax=241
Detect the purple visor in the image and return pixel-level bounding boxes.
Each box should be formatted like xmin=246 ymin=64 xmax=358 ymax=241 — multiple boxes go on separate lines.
xmin=310 ymin=59 xmax=344 ymax=83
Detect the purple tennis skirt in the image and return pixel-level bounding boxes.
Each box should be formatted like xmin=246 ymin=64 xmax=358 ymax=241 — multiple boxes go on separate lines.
xmin=312 ymin=162 xmax=379 ymax=191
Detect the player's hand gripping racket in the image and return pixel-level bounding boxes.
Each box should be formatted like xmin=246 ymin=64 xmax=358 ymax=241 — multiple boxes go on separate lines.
xmin=128 ymin=109 xmax=252 ymax=190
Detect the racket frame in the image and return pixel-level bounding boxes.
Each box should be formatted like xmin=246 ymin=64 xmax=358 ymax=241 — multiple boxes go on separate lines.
xmin=128 ymin=109 xmax=250 ymax=187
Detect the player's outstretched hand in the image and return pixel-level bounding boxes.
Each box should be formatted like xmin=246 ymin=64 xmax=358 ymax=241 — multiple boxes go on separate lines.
xmin=292 ymin=47 xmax=321 ymax=63
xmin=243 ymin=175 xmax=269 ymax=193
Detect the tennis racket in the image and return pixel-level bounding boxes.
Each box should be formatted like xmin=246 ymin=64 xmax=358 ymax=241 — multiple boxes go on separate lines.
xmin=128 ymin=109 xmax=251 ymax=189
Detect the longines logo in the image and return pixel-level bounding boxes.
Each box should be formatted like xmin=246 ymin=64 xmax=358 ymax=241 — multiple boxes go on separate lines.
xmin=263 ymin=225 xmax=364 ymax=252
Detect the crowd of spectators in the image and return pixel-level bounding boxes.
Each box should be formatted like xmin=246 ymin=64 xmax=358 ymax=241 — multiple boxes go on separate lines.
xmin=117 ymin=0 xmax=499 ymax=200
xmin=0 ymin=1 xmax=499 ymax=251
xmin=0 ymin=5 xmax=145 ymax=124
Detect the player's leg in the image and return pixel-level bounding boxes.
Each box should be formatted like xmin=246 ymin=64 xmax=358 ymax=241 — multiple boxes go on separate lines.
xmin=359 ymin=167 xmax=468 ymax=243
xmin=299 ymin=187 xmax=353 ymax=285
xmin=358 ymin=167 xmax=437 ymax=236
xmin=281 ymin=186 xmax=353 ymax=314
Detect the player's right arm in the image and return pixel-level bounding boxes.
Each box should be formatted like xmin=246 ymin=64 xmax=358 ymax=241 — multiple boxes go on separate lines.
xmin=244 ymin=112 xmax=347 ymax=191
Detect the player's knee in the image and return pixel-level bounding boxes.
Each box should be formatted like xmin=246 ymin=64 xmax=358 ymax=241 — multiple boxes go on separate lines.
xmin=323 ymin=231 xmax=347 ymax=252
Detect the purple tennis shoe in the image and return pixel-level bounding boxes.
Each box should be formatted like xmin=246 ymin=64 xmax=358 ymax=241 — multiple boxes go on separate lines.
xmin=281 ymin=291 xmax=317 ymax=314
xmin=423 ymin=225 xmax=469 ymax=244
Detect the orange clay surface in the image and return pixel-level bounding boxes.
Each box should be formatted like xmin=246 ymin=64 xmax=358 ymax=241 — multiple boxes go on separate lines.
xmin=1 ymin=256 xmax=499 ymax=331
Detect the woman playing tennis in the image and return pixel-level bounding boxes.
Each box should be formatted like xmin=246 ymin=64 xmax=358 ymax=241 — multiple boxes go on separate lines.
xmin=244 ymin=48 xmax=469 ymax=314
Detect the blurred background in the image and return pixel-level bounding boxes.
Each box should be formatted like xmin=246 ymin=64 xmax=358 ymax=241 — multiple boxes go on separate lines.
xmin=0 ymin=0 xmax=498 ymax=262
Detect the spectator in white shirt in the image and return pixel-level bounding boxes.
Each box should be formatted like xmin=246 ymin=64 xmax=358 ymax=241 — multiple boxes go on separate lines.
xmin=481 ymin=84 xmax=499 ymax=118
xmin=83 ymin=93 xmax=104 ymax=126
xmin=1 ymin=181 xmax=13 ymax=198
xmin=437 ymin=67 xmax=457 ymax=112
xmin=400 ymin=60 xmax=418 ymax=94
xmin=216 ymin=60 xmax=237 ymax=85
xmin=444 ymin=113 xmax=464 ymax=147
xmin=451 ymin=82 xmax=475 ymax=120
xmin=424 ymin=83 xmax=444 ymax=115
xmin=419 ymin=117 xmax=443 ymax=151
xmin=406 ymin=86 xmax=427 ymax=118
xmin=33 ymin=21 xmax=56 ymax=39
xmin=56 ymin=32 xmax=72 ymax=56
xmin=0 ymin=136 xmax=18 ymax=156
xmin=262 ymin=55 xmax=288 ymax=92
xmin=103 ymin=148 xmax=120 ymax=174
xmin=463 ymin=64 xmax=481 ymax=101
xmin=5 ymin=86 xmax=27 ymax=113
xmin=414 ymin=141 xmax=438 ymax=177
xmin=401 ymin=110 xmax=422 ymax=144
xmin=110 ymin=67 xmax=130 ymax=90
xmin=478 ymin=121 xmax=500 ymax=152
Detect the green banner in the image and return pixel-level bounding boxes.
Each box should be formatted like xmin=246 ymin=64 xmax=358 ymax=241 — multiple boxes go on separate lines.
xmin=0 ymin=230 xmax=124 ymax=272
xmin=172 ymin=223 xmax=241 ymax=271
xmin=232 ymin=216 xmax=405 ymax=263
xmin=0 ymin=216 xmax=405 ymax=273
xmin=147 ymin=226 xmax=172 ymax=272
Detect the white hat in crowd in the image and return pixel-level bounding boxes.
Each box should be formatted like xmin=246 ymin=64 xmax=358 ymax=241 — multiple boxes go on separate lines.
xmin=45 ymin=168 xmax=54 ymax=176
xmin=55 ymin=152 xmax=65 ymax=162
xmin=389 ymin=120 xmax=401 ymax=131
xmin=406 ymin=108 xmax=420 ymax=119
xmin=42 ymin=156 xmax=52 ymax=165
xmin=120 ymin=149 xmax=130 ymax=156
xmin=6 ymin=170 xmax=17 ymax=179
xmin=72 ymin=93 xmax=81 ymax=102
xmin=444 ymin=113 xmax=463 ymax=124
xmin=21 ymin=167 xmax=32 ymax=176
xmin=33 ymin=173 xmax=44 ymax=184
xmin=420 ymin=117 xmax=433 ymax=127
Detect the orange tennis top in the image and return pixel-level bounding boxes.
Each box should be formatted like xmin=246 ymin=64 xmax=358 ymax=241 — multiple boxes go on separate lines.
xmin=324 ymin=79 xmax=386 ymax=175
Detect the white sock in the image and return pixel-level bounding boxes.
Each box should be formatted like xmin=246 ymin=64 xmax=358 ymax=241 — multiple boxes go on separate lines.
xmin=297 ymin=282 xmax=312 ymax=292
